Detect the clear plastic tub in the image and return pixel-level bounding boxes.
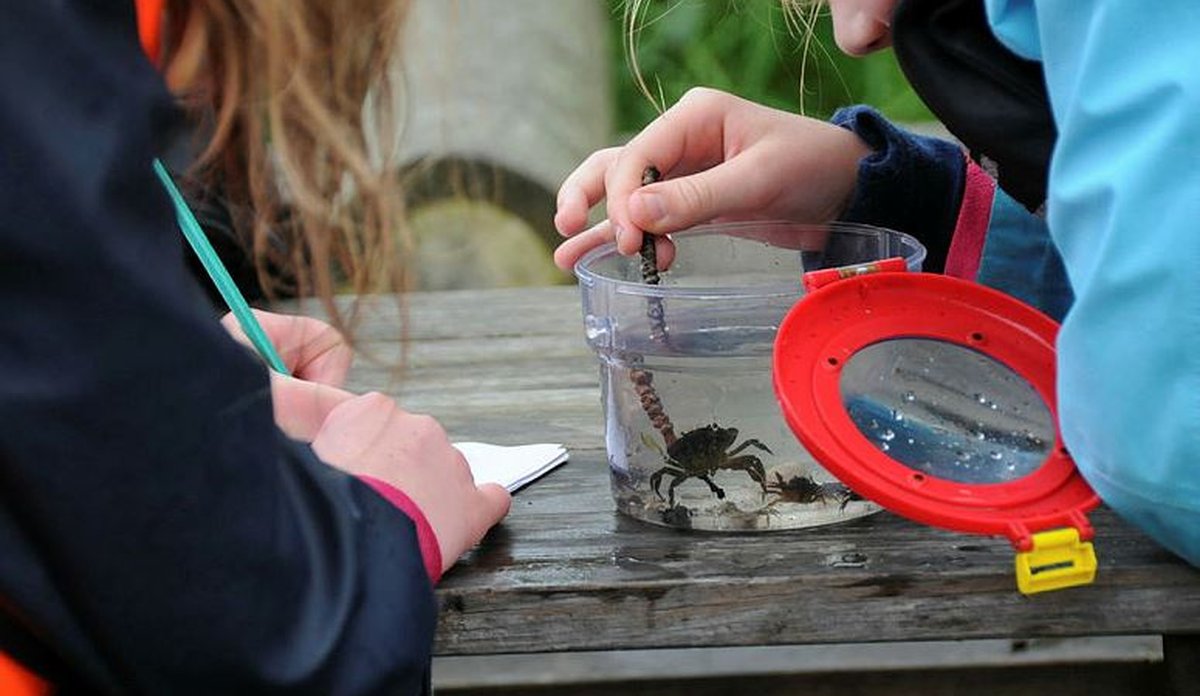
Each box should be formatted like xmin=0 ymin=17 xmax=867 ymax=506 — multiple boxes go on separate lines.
xmin=575 ymin=221 xmax=926 ymax=531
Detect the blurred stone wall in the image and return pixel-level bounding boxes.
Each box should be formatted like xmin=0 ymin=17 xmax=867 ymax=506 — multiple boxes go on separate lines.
xmin=392 ymin=0 xmax=613 ymax=288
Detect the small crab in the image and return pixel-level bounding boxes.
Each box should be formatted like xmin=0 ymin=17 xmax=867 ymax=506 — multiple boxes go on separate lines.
xmin=764 ymin=472 xmax=864 ymax=510
xmin=764 ymin=472 xmax=830 ymax=505
xmin=645 ymin=424 xmax=771 ymax=506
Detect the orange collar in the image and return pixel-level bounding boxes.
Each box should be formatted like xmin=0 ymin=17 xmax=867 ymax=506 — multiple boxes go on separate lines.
xmin=134 ymin=0 xmax=165 ymax=64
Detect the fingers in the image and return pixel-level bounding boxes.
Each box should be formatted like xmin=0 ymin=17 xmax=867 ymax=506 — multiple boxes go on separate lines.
xmin=553 ymin=221 xmax=613 ymax=270
xmin=555 ymin=88 xmax=741 ymax=256
xmin=555 ymin=147 xmax=621 ymax=237
xmin=310 ymin=391 xmax=396 ymax=464
xmin=627 ymin=157 xmax=773 ymax=233
xmin=556 ymin=87 xmax=870 ymax=264
xmin=432 ymin=455 xmax=510 ymax=573
xmin=269 ymin=373 xmax=355 ymax=442
xmin=222 ymin=311 xmax=353 ymax=386
xmin=465 ymin=483 xmax=512 ymax=549
xmin=309 ymin=393 xmax=511 ymax=575
xmin=553 ymin=219 xmax=676 ymax=272
xmin=604 ymin=88 xmax=738 ymax=255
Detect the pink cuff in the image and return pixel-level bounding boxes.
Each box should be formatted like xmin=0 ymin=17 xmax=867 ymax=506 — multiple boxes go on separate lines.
xmin=358 ymin=476 xmax=443 ymax=584
xmin=944 ymin=156 xmax=996 ymax=281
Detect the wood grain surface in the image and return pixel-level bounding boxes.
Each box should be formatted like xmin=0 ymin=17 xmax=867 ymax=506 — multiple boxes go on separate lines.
xmin=291 ymin=287 xmax=1200 ymax=656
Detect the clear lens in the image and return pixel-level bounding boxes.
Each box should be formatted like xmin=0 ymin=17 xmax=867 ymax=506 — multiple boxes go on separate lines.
xmin=840 ymin=338 xmax=1054 ymax=484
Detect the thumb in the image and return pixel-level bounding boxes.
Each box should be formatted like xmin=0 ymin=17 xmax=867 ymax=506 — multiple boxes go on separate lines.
xmin=628 ymin=160 xmax=772 ymax=233
xmin=472 ymin=483 xmax=513 ymax=533
xmin=440 ymin=482 xmax=511 ymax=574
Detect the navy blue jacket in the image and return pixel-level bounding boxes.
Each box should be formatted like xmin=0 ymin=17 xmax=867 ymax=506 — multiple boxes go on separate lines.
xmin=0 ymin=3 xmax=436 ymax=693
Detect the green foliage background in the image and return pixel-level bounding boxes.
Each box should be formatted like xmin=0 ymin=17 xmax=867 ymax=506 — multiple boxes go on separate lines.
xmin=609 ymin=0 xmax=932 ymax=135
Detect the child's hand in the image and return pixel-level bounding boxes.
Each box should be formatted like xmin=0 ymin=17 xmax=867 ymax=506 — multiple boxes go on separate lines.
xmin=222 ymin=311 xmax=358 ymax=441
xmin=221 ymin=310 xmax=352 ymax=386
xmin=262 ymin=381 xmax=511 ymax=574
xmin=267 ymin=373 xmax=355 ymax=442
xmin=312 ymin=393 xmax=512 ymax=574
xmin=554 ymin=87 xmax=871 ymax=271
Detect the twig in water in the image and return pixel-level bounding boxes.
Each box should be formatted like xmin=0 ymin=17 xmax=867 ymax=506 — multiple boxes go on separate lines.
xmin=631 ymin=165 xmax=676 ymax=446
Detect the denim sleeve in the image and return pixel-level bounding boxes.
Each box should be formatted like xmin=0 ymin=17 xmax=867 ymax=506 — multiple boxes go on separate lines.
xmin=832 ymin=105 xmax=966 ymax=274
xmin=975 ymin=188 xmax=1073 ymax=321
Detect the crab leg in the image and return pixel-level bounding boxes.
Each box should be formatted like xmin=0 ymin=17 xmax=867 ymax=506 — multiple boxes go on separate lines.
xmin=666 ymin=473 xmax=725 ymax=507
xmin=724 ymin=455 xmax=768 ymax=493
xmin=650 ymin=464 xmax=687 ymax=501
xmin=727 ymin=439 xmax=772 ymax=457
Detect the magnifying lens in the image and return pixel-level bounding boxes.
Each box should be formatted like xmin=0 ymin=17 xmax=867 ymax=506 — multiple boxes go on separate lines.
xmin=774 ymin=265 xmax=1098 ymax=595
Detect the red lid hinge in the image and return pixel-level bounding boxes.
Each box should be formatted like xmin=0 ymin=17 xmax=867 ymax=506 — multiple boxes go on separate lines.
xmin=803 ymin=257 xmax=909 ymax=293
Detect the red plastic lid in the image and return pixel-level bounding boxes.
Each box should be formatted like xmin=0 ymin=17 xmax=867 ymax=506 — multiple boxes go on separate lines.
xmin=773 ymin=271 xmax=1099 ymax=551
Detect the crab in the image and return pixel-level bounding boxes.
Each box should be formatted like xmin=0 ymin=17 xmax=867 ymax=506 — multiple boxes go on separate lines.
xmin=764 ymin=472 xmax=830 ymax=505
xmin=764 ymin=472 xmax=865 ymax=510
xmin=645 ymin=424 xmax=771 ymax=506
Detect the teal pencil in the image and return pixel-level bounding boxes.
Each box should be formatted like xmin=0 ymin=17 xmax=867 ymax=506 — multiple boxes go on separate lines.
xmin=152 ymin=159 xmax=290 ymax=374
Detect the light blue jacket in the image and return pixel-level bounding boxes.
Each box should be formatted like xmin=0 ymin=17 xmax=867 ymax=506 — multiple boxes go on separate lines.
xmin=984 ymin=0 xmax=1200 ymax=565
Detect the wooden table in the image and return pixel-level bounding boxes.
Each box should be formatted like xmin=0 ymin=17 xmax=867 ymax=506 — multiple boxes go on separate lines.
xmin=315 ymin=286 xmax=1200 ymax=688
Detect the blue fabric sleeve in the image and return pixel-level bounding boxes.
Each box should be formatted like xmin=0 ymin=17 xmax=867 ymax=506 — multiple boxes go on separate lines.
xmin=832 ymin=105 xmax=966 ymax=274
xmin=0 ymin=3 xmax=436 ymax=692
xmin=832 ymin=106 xmax=1074 ymax=318
xmin=975 ymin=188 xmax=1073 ymax=321
xmin=987 ymin=0 xmax=1200 ymax=566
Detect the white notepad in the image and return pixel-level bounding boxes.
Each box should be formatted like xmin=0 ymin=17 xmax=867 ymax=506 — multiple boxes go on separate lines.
xmin=453 ymin=442 xmax=569 ymax=493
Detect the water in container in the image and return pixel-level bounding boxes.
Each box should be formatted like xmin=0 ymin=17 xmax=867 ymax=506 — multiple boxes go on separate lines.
xmin=576 ymin=221 xmax=926 ymax=531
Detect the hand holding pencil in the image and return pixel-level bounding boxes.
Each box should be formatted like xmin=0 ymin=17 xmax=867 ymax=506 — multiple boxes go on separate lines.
xmin=220 ymin=310 xmax=356 ymax=441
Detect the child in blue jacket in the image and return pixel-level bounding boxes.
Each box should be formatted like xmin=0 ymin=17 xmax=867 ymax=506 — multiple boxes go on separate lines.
xmin=556 ymin=0 xmax=1200 ymax=567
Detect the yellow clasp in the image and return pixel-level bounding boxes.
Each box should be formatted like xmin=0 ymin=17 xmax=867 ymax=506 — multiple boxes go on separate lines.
xmin=1014 ymin=527 xmax=1097 ymax=595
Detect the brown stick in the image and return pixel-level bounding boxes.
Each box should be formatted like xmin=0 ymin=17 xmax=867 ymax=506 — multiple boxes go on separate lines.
xmin=632 ymin=165 xmax=677 ymax=446
xmin=638 ymin=166 xmax=668 ymax=344
xmin=630 ymin=367 xmax=676 ymax=446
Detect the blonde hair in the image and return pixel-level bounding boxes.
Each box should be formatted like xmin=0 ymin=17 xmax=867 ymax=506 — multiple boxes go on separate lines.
xmin=163 ymin=0 xmax=410 ymax=339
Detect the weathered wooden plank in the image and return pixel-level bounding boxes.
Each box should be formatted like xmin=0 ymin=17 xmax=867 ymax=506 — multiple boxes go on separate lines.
xmin=433 ymin=636 xmax=1163 ymax=690
xmin=346 ymin=360 xmax=597 ymax=399
xmin=286 ymin=288 xmax=1200 ymax=658
xmin=436 ymin=663 xmax=1165 ymax=696
xmin=349 ymin=336 xmax=590 ymax=370
xmin=432 ymin=449 xmax=1200 ymax=655
xmin=287 ymin=288 xmax=607 ymax=443
xmin=288 ymin=286 xmax=588 ymax=342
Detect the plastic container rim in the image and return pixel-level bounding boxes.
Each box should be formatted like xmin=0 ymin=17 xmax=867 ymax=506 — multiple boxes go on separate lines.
xmin=573 ymin=220 xmax=927 ymax=300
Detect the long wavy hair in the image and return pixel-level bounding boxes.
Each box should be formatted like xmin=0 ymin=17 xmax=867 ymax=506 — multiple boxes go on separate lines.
xmin=162 ymin=0 xmax=411 ymax=338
